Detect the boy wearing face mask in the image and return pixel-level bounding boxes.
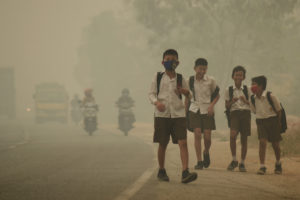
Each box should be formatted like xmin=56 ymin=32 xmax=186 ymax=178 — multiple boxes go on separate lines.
xmin=225 ymin=66 xmax=251 ymax=172
xmin=148 ymin=49 xmax=197 ymax=184
xmin=250 ymin=76 xmax=283 ymax=175
xmin=187 ymin=58 xmax=220 ymax=170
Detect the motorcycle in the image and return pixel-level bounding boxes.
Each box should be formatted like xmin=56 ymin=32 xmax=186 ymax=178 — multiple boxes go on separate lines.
xmin=82 ymin=102 xmax=98 ymax=136
xmin=118 ymin=108 xmax=135 ymax=136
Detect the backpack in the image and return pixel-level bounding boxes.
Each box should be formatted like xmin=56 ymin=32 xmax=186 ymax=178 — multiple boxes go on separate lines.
xmin=186 ymin=76 xmax=220 ymax=132
xmin=250 ymin=92 xmax=287 ymax=134
xmin=156 ymin=72 xmax=182 ymax=99
xmin=224 ymin=86 xmax=249 ymax=128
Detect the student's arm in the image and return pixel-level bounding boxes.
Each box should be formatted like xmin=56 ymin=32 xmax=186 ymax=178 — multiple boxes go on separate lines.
xmin=271 ymin=94 xmax=282 ymax=125
xmin=224 ymin=88 xmax=231 ymax=110
xmin=178 ymin=77 xmax=191 ymax=99
xmin=149 ymin=73 xmax=159 ymax=105
xmin=148 ymin=73 xmax=165 ymax=112
xmin=207 ymin=78 xmax=219 ymax=116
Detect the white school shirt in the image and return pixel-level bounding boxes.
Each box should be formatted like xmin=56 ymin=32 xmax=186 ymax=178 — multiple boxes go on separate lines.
xmin=224 ymin=85 xmax=251 ymax=112
xmin=250 ymin=91 xmax=281 ymax=119
xmin=148 ymin=72 xmax=189 ymax=118
xmin=189 ymin=75 xmax=217 ymax=114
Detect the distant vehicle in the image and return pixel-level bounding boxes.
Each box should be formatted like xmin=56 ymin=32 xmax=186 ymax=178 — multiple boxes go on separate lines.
xmin=0 ymin=67 xmax=16 ymax=119
xmin=33 ymin=82 xmax=68 ymax=123
xmin=82 ymin=102 xmax=98 ymax=135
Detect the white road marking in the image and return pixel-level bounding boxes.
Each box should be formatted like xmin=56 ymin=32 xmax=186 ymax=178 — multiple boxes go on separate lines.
xmin=114 ymin=166 xmax=156 ymax=200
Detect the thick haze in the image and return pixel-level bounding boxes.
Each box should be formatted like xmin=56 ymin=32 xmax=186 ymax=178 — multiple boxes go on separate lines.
xmin=1 ymin=0 xmax=300 ymax=126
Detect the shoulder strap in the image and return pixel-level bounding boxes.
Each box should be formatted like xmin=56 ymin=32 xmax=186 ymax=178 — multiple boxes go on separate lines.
xmin=250 ymin=94 xmax=255 ymax=107
xmin=211 ymin=86 xmax=220 ymax=102
xmin=243 ymin=85 xmax=249 ymax=100
xmin=156 ymin=72 xmax=164 ymax=96
xmin=229 ymin=86 xmax=234 ymax=101
xmin=266 ymin=91 xmax=276 ymax=112
xmin=176 ymin=73 xmax=182 ymax=99
xmin=189 ymin=76 xmax=195 ymax=101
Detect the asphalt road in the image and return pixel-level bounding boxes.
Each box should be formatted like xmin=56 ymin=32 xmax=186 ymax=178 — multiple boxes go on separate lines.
xmin=0 ymin=122 xmax=154 ymax=200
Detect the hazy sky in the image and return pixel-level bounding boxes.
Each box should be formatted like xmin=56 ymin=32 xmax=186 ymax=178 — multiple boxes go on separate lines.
xmin=0 ymin=0 xmax=118 ymax=117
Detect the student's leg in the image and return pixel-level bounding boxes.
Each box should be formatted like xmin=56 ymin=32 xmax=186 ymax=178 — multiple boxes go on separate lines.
xmin=271 ymin=141 xmax=281 ymax=162
xmin=158 ymin=143 xmax=168 ymax=169
xmin=194 ymin=128 xmax=202 ymax=161
xmin=178 ymin=139 xmax=189 ymax=170
xmin=259 ymin=139 xmax=267 ymax=165
xmin=230 ymin=130 xmax=238 ymax=158
xmin=241 ymin=135 xmax=248 ymax=161
xmin=203 ymin=130 xmax=211 ymax=153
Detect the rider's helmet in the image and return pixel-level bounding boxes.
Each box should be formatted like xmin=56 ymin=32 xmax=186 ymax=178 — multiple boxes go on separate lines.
xmin=122 ymin=88 xmax=129 ymax=96
xmin=84 ymin=88 xmax=93 ymax=97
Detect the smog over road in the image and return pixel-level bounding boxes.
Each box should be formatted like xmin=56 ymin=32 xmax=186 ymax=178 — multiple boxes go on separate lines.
xmin=0 ymin=0 xmax=300 ymax=200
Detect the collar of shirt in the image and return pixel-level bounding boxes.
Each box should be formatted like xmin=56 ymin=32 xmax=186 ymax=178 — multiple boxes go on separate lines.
xmin=163 ymin=71 xmax=177 ymax=81
xmin=195 ymin=74 xmax=208 ymax=82
xmin=233 ymin=84 xmax=245 ymax=90
xmin=255 ymin=90 xmax=267 ymax=99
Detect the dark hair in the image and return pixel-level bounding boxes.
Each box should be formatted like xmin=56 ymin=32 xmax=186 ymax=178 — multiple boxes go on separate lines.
xmin=194 ymin=58 xmax=208 ymax=67
xmin=163 ymin=49 xmax=178 ymax=59
xmin=252 ymin=76 xmax=267 ymax=90
xmin=232 ymin=65 xmax=246 ymax=78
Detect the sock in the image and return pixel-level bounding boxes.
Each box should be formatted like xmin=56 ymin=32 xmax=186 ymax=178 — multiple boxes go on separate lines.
xmin=232 ymin=155 xmax=237 ymax=161
xmin=240 ymin=160 xmax=245 ymax=164
xmin=260 ymin=164 xmax=265 ymax=168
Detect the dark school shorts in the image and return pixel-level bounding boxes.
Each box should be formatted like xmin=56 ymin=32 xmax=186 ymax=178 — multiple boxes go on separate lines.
xmin=256 ymin=116 xmax=282 ymax=142
xmin=230 ymin=110 xmax=251 ymax=136
xmin=154 ymin=117 xmax=187 ymax=145
xmin=188 ymin=111 xmax=216 ymax=132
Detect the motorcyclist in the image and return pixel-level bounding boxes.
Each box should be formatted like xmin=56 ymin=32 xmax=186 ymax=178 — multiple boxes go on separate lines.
xmin=116 ymin=88 xmax=135 ymax=130
xmin=81 ymin=88 xmax=98 ymax=134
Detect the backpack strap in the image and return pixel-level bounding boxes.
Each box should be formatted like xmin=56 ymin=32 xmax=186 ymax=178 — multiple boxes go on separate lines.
xmin=211 ymin=86 xmax=220 ymax=102
xmin=176 ymin=73 xmax=183 ymax=100
xmin=243 ymin=85 xmax=249 ymax=100
xmin=229 ymin=86 xmax=234 ymax=101
xmin=189 ymin=76 xmax=195 ymax=101
xmin=156 ymin=72 xmax=164 ymax=96
xmin=266 ymin=91 xmax=277 ymax=112
xmin=250 ymin=94 xmax=255 ymax=107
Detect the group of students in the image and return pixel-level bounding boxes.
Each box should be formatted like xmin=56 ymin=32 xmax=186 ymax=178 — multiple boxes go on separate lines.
xmin=148 ymin=49 xmax=285 ymax=184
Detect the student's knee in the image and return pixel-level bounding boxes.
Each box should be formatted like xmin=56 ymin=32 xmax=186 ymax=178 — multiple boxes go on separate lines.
xmin=230 ymin=130 xmax=238 ymax=140
xmin=194 ymin=128 xmax=202 ymax=139
xmin=241 ymin=135 xmax=248 ymax=146
xmin=159 ymin=143 xmax=168 ymax=151
xmin=178 ymin=139 xmax=188 ymax=149
xmin=271 ymin=141 xmax=280 ymax=149
xmin=259 ymin=139 xmax=267 ymax=147
xmin=204 ymin=130 xmax=211 ymax=141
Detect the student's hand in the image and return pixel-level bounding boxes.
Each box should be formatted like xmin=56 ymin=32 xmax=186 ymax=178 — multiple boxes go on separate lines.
xmin=207 ymin=105 xmax=214 ymax=116
xmin=239 ymin=96 xmax=247 ymax=103
xmin=155 ymin=101 xmax=166 ymax=112
xmin=176 ymin=87 xmax=190 ymax=96
xmin=232 ymin=97 xmax=239 ymax=103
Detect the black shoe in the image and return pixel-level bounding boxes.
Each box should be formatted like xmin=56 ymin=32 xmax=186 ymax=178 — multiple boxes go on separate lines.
xmin=239 ymin=163 xmax=247 ymax=172
xmin=181 ymin=169 xmax=197 ymax=184
xmin=203 ymin=152 xmax=210 ymax=168
xmin=157 ymin=169 xmax=169 ymax=182
xmin=275 ymin=163 xmax=282 ymax=175
xmin=257 ymin=167 xmax=267 ymax=175
xmin=194 ymin=161 xmax=204 ymax=170
xmin=227 ymin=160 xmax=238 ymax=171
